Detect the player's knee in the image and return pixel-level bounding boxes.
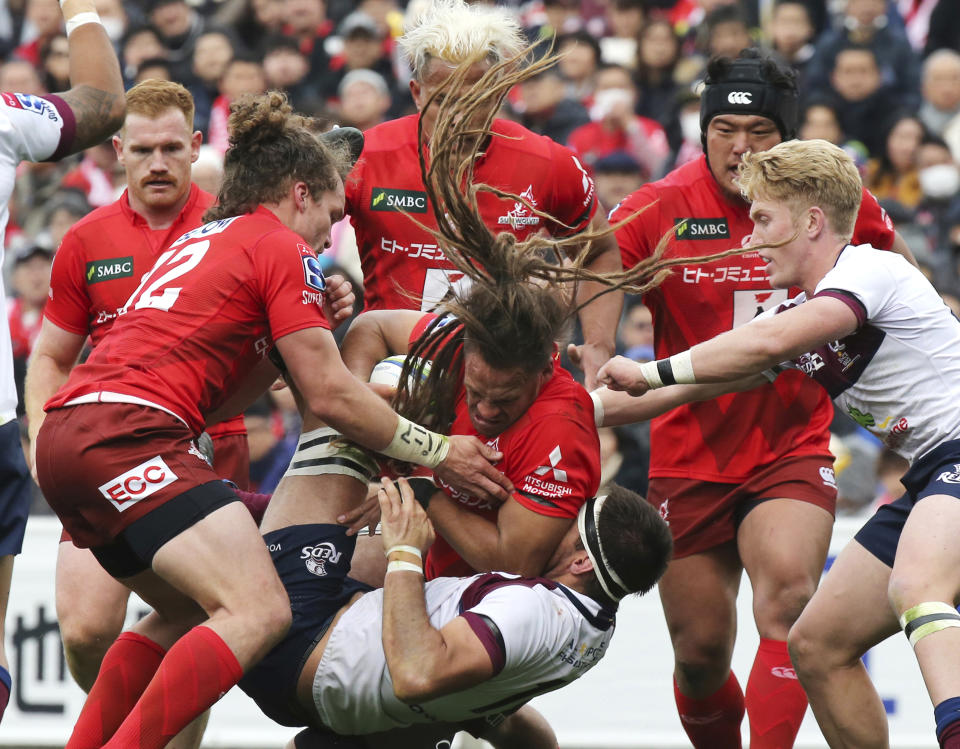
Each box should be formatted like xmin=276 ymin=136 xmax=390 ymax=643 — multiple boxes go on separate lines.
xmin=674 ymin=647 xmax=733 ymax=689
xmin=59 ymin=609 xmax=124 ymax=681
xmin=886 ymin=567 xmax=939 ymax=614
xmin=754 ymin=579 xmax=816 ymax=632
xmin=251 ymin=584 xmax=292 ymax=650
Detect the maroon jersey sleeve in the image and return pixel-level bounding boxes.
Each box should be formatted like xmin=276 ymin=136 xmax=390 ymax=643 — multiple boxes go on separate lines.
xmin=544 ymin=142 xmax=598 ymax=236
xmin=852 ymin=188 xmax=896 ymax=251
xmin=250 ymin=231 xmax=332 ymax=341
xmin=507 ymin=413 xmax=599 ymax=519
xmin=610 ymin=183 xmax=663 ymax=269
xmin=44 ymin=227 xmax=93 ymax=335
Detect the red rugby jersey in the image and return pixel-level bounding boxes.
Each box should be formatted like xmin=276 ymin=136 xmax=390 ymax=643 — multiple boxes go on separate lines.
xmin=408 ymin=315 xmax=601 ymax=579
xmin=345 ymin=115 xmax=598 ymax=311
xmin=44 ymin=185 xmax=245 ymax=439
xmin=611 ymin=155 xmax=896 ymax=482
xmin=46 ymin=207 xmax=331 ymax=434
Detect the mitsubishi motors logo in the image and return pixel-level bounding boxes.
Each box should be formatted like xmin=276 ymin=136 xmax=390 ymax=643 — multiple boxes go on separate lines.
xmin=534 ymin=445 xmax=567 ymax=482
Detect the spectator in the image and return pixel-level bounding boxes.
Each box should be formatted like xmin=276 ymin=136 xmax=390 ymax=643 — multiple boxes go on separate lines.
xmin=42 ymin=189 xmax=91 ymax=248
xmin=557 ymin=30 xmax=603 ymax=105
xmin=92 ymin=0 xmax=128 ymax=44
xmin=38 ymin=33 xmax=70 ymax=92
xmin=701 ymin=4 xmax=753 ymax=61
xmin=319 ymin=11 xmax=396 ymax=106
xmin=667 ymin=88 xmax=704 ymax=168
xmin=924 ymin=0 xmax=960 ymax=56
xmin=798 ymin=95 xmax=870 ymax=170
xmin=634 ymin=18 xmax=682 ymax=129
xmin=220 ymin=0 xmax=285 ymax=56
xmin=568 ymin=64 xmax=670 ymax=180
xmin=261 ymin=34 xmax=322 ymax=114
xmin=514 ymin=65 xmax=590 ymax=144
xmin=188 ymin=28 xmax=236 ymax=135
xmin=768 ymin=0 xmax=816 ymax=85
xmin=806 ymin=0 xmax=921 ymax=111
xmin=60 ymin=141 xmax=125 ymax=208
xmin=6 ymin=244 xmax=53 ymax=416
xmin=827 ymin=43 xmax=896 ymax=157
xmin=207 ymin=56 xmax=267 ymax=151
xmin=0 ymin=60 xmax=46 ymax=95
xmin=600 ymin=0 xmax=645 ymax=67
xmin=280 ymin=0 xmax=333 ymax=78
xmin=120 ymin=25 xmax=167 ymax=85
xmin=191 ymin=144 xmax=225 ymax=195
xmin=593 ymin=150 xmax=646 ymax=209
xmin=919 ymin=49 xmax=960 ymax=139
xmin=913 ymin=134 xmax=960 ymax=258
xmin=14 ymin=0 xmax=63 ymax=67
xmin=337 ymin=68 xmax=391 ymax=131
xmin=147 ymin=0 xmax=207 ymax=81
xmin=134 ymin=56 xmax=173 ymax=83
xmin=244 ymin=395 xmax=297 ymax=493
xmin=865 ymin=112 xmax=926 ymax=210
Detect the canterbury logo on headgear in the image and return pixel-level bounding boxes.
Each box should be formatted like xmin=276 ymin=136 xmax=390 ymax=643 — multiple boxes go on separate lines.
xmin=577 ymin=495 xmax=630 ymax=602
xmin=727 ymin=91 xmax=752 ymax=104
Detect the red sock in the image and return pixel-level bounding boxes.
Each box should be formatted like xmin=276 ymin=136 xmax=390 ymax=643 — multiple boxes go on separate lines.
xmin=66 ymin=632 xmax=166 ymax=748
xmin=674 ymin=671 xmax=745 ymax=749
xmin=103 ymin=625 xmax=242 ymax=749
xmin=746 ymin=638 xmax=808 ymax=749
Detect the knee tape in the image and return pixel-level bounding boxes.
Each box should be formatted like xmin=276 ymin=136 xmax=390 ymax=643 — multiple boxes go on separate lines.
xmin=283 ymin=427 xmax=378 ymax=483
xmin=899 ymin=602 xmax=960 ymax=647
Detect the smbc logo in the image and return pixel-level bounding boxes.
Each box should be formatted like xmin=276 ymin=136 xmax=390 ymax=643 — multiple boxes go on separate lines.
xmin=370 ymin=187 xmax=428 ymax=213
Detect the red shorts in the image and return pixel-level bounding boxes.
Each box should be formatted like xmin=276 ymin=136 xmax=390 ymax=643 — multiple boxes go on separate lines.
xmin=211 ymin=432 xmax=251 ymax=490
xmin=39 ymin=403 xmax=222 ymax=549
xmin=647 ymin=454 xmax=837 ymax=559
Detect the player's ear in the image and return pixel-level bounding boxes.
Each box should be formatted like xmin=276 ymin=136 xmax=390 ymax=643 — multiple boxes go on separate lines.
xmin=190 ymin=130 xmax=202 ymax=162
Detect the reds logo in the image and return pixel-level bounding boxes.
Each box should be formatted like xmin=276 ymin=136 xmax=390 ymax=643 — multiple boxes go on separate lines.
xmin=98 ymin=456 xmax=178 ymax=511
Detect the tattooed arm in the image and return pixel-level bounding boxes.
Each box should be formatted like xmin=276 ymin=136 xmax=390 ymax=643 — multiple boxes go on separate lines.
xmin=55 ymin=19 xmax=125 ymax=153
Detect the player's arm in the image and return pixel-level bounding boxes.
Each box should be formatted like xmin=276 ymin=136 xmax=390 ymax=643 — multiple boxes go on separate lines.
xmin=599 ymin=296 xmax=858 ymax=395
xmin=53 ymin=0 xmax=125 ymax=154
xmin=340 ymin=309 xmax=425 ymax=380
xmin=278 ymin=327 xmax=512 ymax=502
xmin=888 ymin=230 xmax=917 ymax=268
xmin=594 ymin=374 xmax=770 ymax=427
xmin=568 ymin=210 xmax=623 ymax=391
xmin=426 ymin=491 xmax=571 ymax=577
xmin=204 ymin=356 xmax=280 ymax=427
xmin=25 ymin=319 xmax=86 ymax=448
xmin=378 ymin=478 xmax=496 ymax=703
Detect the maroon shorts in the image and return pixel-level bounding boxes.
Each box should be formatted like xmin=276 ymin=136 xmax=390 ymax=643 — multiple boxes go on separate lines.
xmin=647 ymin=454 xmax=837 ymax=559
xmin=211 ymin=433 xmax=251 ymax=490
xmin=39 ymin=403 xmax=225 ymax=550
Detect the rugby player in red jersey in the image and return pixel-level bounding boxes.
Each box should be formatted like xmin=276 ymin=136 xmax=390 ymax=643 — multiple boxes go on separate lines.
xmin=0 ymin=0 xmax=125 ymax=723
xmin=600 ymin=49 xmax=916 ymax=749
xmin=34 ymin=92 xmax=509 ymax=749
xmin=25 ymin=79 xmax=243 ymax=748
xmin=345 ymin=0 xmax=622 ymax=389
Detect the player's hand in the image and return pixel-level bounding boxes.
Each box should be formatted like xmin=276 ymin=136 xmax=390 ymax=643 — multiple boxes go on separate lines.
xmin=365 ymin=381 xmax=396 ymax=402
xmin=378 ymin=477 xmax=434 ymax=556
xmin=323 ymin=273 xmax=355 ymax=328
xmin=434 ymin=436 xmax=512 ymax=503
xmin=337 ymin=482 xmax=382 ymax=536
xmin=567 ymin=342 xmax=613 ymax=391
xmin=597 ymin=355 xmax=651 ymax=396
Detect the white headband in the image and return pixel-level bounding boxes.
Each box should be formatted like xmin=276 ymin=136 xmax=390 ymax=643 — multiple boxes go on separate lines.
xmin=577 ymin=495 xmax=630 ymax=602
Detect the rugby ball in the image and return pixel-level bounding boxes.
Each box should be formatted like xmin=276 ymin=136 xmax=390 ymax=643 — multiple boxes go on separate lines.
xmin=369 ymin=355 xmax=432 ymax=388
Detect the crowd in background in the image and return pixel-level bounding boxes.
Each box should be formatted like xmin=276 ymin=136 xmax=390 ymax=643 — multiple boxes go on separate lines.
xmin=3 ymin=0 xmax=959 ymax=515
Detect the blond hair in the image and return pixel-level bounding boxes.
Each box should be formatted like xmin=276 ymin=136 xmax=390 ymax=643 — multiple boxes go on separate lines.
xmin=125 ymin=79 xmax=195 ymax=130
xmin=738 ymin=139 xmax=863 ymax=241
xmin=399 ymin=0 xmax=526 ymax=81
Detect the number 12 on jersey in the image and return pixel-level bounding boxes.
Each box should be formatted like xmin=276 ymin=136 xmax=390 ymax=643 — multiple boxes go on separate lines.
xmin=122 ymin=239 xmax=211 ymax=313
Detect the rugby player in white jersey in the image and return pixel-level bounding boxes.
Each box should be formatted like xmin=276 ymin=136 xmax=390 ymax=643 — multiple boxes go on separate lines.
xmin=595 ymin=138 xmax=960 ymax=749
xmin=0 ymin=0 xmax=124 ymax=721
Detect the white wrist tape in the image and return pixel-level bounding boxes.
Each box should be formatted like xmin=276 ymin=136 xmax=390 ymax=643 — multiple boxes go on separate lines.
xmin=386 ymin=560 xmax=423 ymax=575
xmin=382 ymin=415 xmax=450 ymax=468
xmin=385 ymin=544 xmax=422 ymax=560
xmin=65 ymin=11 xmax=101 ymax=35
xmin=589 ymin=388 xmax=605 ymax=428
xmin=638 ymin=351 xmax=696 ymax=389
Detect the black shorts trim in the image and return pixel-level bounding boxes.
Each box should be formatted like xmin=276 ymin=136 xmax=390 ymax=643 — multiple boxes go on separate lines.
xmin=92 ymin=480 xmax=238 ymax=578
xmin=0 ymin=420 xmax=31 ymax=557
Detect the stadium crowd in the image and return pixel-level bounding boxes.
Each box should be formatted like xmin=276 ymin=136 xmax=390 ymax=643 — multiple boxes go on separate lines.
xmin=2 ymin=0 xmax=960 ymax=746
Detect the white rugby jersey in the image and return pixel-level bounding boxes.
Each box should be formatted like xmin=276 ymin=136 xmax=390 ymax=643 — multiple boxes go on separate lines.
xmin=312 ymin=572 xmax=616 ymax=734
xmin=0 ymin=92 xmax=74 ymax=421
xmin=766 ymin=244 xmax=960 ymax=462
